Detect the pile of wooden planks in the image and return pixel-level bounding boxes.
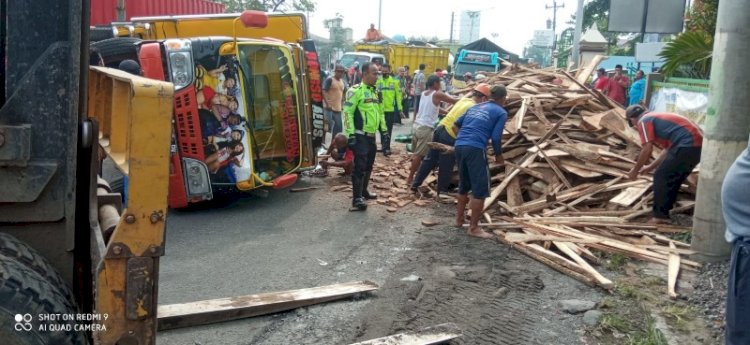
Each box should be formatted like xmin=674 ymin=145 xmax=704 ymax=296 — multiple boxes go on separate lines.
xmin=481 ymin=216 xmax=694 ymax=293
xmin=446 ymin=59 xmax=698 ymax=221
xmin=446 ymin=59 xmax=699 ymax=293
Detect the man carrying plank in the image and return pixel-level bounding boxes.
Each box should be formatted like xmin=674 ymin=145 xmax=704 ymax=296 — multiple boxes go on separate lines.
xmin=625 ymin=105 xmax=703 ymax=224
xmin=452 ymin=85 xmax=508 ymax=238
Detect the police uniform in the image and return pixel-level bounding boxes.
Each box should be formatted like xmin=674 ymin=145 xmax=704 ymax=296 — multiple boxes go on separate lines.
xmin=376 ymin=75 xmax=402 ymax=154
xmin=344 ymin=83 xmax=387 ymax=209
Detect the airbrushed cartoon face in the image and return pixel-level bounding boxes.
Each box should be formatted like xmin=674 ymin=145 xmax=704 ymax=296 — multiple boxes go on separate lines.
xmin=194 ymin=52 xmax=252 ymax=183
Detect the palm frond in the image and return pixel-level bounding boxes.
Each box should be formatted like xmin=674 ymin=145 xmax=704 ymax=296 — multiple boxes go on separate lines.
xmin=658 ymin=31 xmax=713 ymax=79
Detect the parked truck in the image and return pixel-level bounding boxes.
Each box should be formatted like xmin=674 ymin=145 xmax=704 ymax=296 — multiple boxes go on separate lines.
xmin=94 ymin=11 xmax=326 ymax=209
xmin=341 ymin=43 xmax=450 ymax=72
xmin=451 ymin=49 xmax=501 ymax=89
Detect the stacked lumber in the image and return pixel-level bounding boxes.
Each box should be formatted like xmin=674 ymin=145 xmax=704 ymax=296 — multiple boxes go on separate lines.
xmin=445 ymin=59 xmax=697 ymax=220
xmin=484 ymin=216 xmax=694 ymax=293
xmin=447 ymin=59 xmax=699 ymax=292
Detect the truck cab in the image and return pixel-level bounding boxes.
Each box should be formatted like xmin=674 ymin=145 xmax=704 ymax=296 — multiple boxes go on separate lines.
xmin=339 ymin=52 xmax=386 ymax=69
xmin=103 ymin=13 xmax=326 ymax=208
xmin=452 ymin=50 xmax=500 ymax=89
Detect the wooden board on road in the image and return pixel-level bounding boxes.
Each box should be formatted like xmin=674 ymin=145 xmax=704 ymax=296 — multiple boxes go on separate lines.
xmin=157 ymin=281 xmax=379 ymax=331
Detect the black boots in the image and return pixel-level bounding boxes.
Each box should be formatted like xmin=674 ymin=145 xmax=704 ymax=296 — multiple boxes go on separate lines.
xmin=352 ymin=173 xmax=368 ymax=210
xmin=363 ymin=171 xmax=377 ymax=200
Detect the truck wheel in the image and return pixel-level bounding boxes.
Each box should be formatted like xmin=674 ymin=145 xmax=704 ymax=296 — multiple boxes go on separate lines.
xmin=0 ymin=232 xmax=76 ymax=307
xmin=101 ymin=157 xmax=125 ymax=194
xmin=89 ymin=27 xmax=114 ymax=43
xmin=0 ymin=255 xmax=88 ymax=345
xmin=91 ymin=37 xmax=142 ymax=68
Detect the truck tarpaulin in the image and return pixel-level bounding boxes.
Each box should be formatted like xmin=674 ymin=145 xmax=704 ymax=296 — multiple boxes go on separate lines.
xmin=91 ymin=0 xmax=226 ymax=26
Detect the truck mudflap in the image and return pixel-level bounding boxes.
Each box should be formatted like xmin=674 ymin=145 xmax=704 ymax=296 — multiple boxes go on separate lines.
xmin=300 ymin=39 xmax=325 ymax=152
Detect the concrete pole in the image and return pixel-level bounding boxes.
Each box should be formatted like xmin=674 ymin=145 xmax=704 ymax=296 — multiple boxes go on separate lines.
xmin=572 ymin=0 xmax=584 ymax=68
xmin=692 ymin=0 xmax=750 ymax=262
xmin=378 ymin=0 xmax=382 ymax=31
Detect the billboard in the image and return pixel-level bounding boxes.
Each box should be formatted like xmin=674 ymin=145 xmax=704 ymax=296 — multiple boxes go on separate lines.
xmin=608 ymin=0 xmax=685 ymax=34
xmin=532 ymin=30 xmax=555 ymax=47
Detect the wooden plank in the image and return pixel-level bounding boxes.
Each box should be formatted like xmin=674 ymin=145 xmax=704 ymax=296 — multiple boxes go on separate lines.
xmin=496 ymin=231 xmax=597 ymax=287
xmin=290 ymin=187 xmax=319 ymax=193
xmin=573 ymin=54 xmax=606 ymax=87
xmin=504 ymin=233 xmax=600 ymax=244
xmin=610 ymin=186 xmax=650 ymax=207
xmin=349 ymin=323 xmax=462 ymax=345
xmin=554 ymin=241 xmax=614 ymax=289
xmin=506 ymin=165 xmax=524 ymax=207
xmin=559 ymin=161 xmax=603 ymax=178
xmin=157 ymin=281 xmax=379 ymax=331
xmin=507 ymin=97 xmax=529 ymax=134
xmin=668 ymin=241 xmax=680 ymax=299
xmin=599 ymin=110 xmax=642 ymax=147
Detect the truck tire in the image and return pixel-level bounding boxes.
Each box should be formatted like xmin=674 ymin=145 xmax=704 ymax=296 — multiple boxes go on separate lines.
xmin=89 ymin=27 xmax=114 ymax=43
xmin=91 ymin=37 xmax=142 ymax=68
xmin=0 ymin=255 xmax=88 ymax=345
xmin=0 ymin=233 xmax=76 ymax=307
xmin=101 ymin=157 xmax=125 ymax=194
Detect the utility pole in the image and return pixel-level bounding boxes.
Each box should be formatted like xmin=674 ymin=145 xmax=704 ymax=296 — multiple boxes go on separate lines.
xmin=546 ymin=1 xmax=564 ymax=67
xmin=572 ymin=0 xmax=584 ymax=68
xmin=116 ymin=0 xmax=126 ymax=21
xmin=449 ymin=12 xmax=455 ymax=44
xmin=692 ymin=0 xmax=750 ymax=261
xmin=378 ymin=0 xmax=382 ymax=32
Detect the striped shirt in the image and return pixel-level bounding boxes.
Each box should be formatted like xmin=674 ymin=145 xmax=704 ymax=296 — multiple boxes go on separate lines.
xmin=636 ymin=113 xmax=703 ymax=149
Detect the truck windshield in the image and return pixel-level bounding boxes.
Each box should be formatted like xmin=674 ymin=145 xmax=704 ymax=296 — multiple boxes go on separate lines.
xmin=236 ymin=44 xmax=302 ymax=174
xmin=455 ymin=63 xmax=497 ymax=76
xmin=339 ymin=54 xmax=371 ymax=69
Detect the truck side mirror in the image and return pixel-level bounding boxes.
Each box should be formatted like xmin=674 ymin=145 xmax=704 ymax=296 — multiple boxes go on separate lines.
xmin=240 ymin=10 xmax=268 ymax=28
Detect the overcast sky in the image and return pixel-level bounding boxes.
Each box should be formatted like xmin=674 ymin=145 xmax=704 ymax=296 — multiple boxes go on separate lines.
xmin=305 ymin=0 xmax=578 ymax=56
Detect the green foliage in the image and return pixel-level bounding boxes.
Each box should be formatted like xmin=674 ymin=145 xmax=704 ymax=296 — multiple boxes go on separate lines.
xmin=600 ymin=313 xmax=632 ymax=333
xmin=216 ymin=0 xmax=315 ymax=13
xmin=627 ymin=317 xmax=669 ymax=345
xmin=606 ymin=253 xmax=629 ymax=271
xmin=658 ymin=31 xmax=713 ymax=79
xmin=687 ymin=0 xmax=720 ymax=35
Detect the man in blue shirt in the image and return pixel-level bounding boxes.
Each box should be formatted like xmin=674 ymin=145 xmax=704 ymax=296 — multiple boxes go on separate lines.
xmin=629 ymin=70 xmax=646 ymax=106
xmin=451 ymin=85 xmax=508 ymax=239
xmin=722 ymin=144 xmax=750 ymax=345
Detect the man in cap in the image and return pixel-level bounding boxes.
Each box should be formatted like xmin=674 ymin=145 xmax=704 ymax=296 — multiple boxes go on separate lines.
xmin=625 ymin=105 xmax=703 ymax=224
xmin=452 ymin=85 xmax=508 ymax=239
xmin=410 ymin=83 xmax=490 ymax=195
xmin=375 ymin=63 xmax=403 ymax=155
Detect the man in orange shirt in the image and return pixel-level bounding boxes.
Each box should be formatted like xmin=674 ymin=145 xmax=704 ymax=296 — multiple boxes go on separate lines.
xmin=606 ymin=64 xmax=630 ymax=105
xmin=593 ymin=68 xmax=609 ymax=91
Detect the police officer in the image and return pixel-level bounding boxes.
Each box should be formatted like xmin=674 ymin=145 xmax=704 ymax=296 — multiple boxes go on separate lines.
xmin=376 ymin=63 xmax=403 ymax=156
xmin=344 ymin=62 xmax=388 ymax=211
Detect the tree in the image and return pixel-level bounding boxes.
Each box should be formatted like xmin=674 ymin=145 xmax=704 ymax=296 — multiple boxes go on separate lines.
xmin=216 ymin=0 xmax=315 ymax=13
xmin=659 ymin=0 xmax=719 ymax=78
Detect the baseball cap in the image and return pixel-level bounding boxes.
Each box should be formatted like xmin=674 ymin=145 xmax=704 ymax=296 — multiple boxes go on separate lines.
xmin=473 ymin=83 xmax=491 ymax=97
xmin=489 ymin=85 xmax=507 ymax=100
xmin=625 ymin=105 xmax=647 ymax=127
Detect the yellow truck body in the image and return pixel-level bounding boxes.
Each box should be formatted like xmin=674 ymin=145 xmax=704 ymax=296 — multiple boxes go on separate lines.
xmin=354 ymin=43 xmax=450 ymax=71
xmin=125 ymin=13 xmax=308 ymax=42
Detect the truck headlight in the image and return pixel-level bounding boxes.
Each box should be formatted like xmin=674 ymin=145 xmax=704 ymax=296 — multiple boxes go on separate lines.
xmin=182 ymin=158 xmax=212 ymax=199
xmin=165 ymin=39 xmax=193 ymax=91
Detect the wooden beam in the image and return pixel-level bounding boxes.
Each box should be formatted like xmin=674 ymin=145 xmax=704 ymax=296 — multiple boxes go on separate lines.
xmin=349 ymin=323 xmax=462 ymax=345
xmin=667 ymin=241 xmax=680 ymax=299
xmin=554 ymin=241 xmax=614 ymax=289
xmin=157 ymin=281 xmax=379 ymax=331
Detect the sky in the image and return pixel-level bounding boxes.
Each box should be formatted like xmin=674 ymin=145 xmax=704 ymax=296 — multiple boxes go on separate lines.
xmin=305 ymin=0 xmax=579 ymax=56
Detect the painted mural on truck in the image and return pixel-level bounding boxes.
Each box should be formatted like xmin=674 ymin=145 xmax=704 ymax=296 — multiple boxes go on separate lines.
xmin=193 ymin=43 xmax=307 ymax=186
xmin=194 ymin=54 xmax=254 ymax=184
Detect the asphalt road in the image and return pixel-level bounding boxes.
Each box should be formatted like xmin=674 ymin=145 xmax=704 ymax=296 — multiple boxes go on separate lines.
xmin=156 ymin=120 xmax=601 ymax=345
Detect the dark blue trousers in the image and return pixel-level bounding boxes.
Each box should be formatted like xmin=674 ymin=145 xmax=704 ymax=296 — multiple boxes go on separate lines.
xmin=727 ymin=238 xmax=750 ymax=345
xmin=411 ymin=126 xmax=455 ymax=193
